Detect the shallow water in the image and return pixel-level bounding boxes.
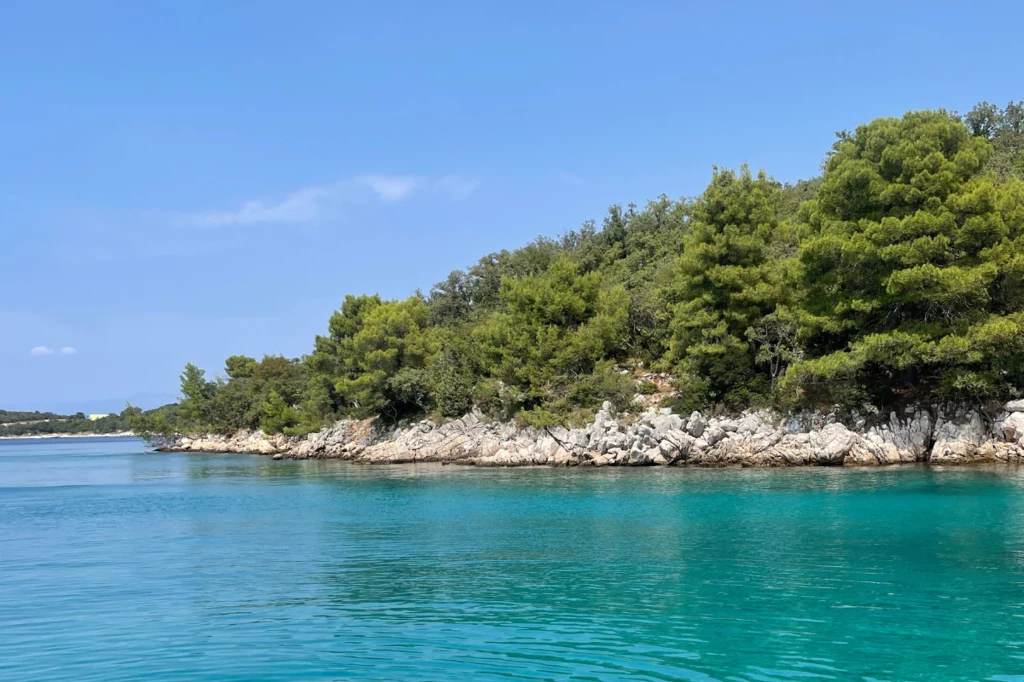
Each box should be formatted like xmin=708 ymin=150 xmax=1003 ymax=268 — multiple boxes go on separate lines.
xmin=2 ymin=438 xmax=1024 ymax=681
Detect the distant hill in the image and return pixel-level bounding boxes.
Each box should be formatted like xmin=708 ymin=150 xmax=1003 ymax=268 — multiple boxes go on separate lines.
xmin=0 ymin=405 xmax=174 ymax=438
xmin=0 ymin=410 xmax=66 ymax=424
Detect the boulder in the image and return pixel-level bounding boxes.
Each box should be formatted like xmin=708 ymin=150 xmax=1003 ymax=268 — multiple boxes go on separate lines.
xmin=1006 ymin=400 xmax=1024 ymax=413
xmin=686 ymin=411 xmax=707 ymax=438
xmin=808 ymin=423 xmax=858 ymax=465
xmin=1000 ymin=411 xmax=1024 ymax=443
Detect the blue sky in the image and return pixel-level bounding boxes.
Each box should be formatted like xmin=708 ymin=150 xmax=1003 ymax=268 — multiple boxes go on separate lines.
xmin=2 ymin=0 xmax=1022 ymax=412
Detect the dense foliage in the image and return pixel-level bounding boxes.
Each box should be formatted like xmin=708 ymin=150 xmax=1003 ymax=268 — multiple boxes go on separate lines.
xmin=0 ymin=408 xmax=138 ymax=437
xmin=0 ymin=410 xmax=64 ymax=424
xmin=141 ymin=102 xmax=1024 ymax=436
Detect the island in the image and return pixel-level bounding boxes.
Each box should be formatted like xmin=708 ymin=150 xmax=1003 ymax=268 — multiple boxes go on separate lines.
xmin=132 ymin=101 xmax=1024 ymax=467
xmin=0 ymin=409 xmax=138 ymax=439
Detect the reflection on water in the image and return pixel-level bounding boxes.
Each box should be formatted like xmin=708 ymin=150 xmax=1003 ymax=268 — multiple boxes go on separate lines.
xmin=2 ymin=438 xmax=1024 ymax=680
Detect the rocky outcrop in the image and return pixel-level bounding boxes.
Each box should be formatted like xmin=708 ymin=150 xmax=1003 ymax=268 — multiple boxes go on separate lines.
xmin=158 ymin=400 xmax=1024 ymax=467
xmin=289 ymin=419 xmax=377 ymax=459
xmin=164 ymin=430 xmax=295 ymax=455
xmin=929 ymin=403 xmax=1024 ymax=464
xmin=837 ymin=408 xmax=934 ymax=465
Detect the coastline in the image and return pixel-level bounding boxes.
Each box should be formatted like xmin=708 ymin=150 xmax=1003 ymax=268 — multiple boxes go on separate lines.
xmin=155 ymin=400 xmax=1024 ymax=467
xmin=0 ymin=431 xmax=137 ymax=441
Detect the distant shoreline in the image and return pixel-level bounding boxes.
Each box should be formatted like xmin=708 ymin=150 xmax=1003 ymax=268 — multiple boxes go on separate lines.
xmin=0 ymin=432 xmax=137 ymax=441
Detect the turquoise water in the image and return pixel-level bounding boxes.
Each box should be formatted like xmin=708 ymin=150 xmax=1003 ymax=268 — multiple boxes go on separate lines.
xmin=2 ymin=439 xmax=1024 ymax=681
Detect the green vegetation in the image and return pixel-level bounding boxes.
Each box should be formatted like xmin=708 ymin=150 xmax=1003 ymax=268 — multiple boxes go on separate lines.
xmin=0 ymin=410 xmax=64 ymax=424
xmin=140 ymin=101 xmax=1024 ymax=436
xmin=0 ymin=408 xmax=139 ymax=437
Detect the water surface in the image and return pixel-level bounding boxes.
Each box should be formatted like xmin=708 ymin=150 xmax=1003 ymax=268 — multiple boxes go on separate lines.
xmin=2 ymin=437 xmax=1024 ymax=681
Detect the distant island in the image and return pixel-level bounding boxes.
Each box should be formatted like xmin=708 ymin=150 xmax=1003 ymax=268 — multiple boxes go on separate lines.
xmin=0 ymin=407 xmax=163 ymax=439
xmin=132 ymin=101 xmax=1024 ymax=466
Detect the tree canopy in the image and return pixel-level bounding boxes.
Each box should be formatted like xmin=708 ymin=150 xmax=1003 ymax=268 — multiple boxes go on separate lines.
xmin=143 ymin=101 xmax=1024 ymax=436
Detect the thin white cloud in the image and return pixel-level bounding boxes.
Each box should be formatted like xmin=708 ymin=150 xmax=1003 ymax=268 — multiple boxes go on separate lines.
xmin=190 ymin=185 xmax=334 ymax=228
xmin=357 ymin=175 xmax=423 ymax=202
xmin=61 ymin=346 xmax=77 ymax=355
xmin=180 ymin=173 xmax=479 ymax=228
xmin=30 ymin=346 xmax=54 ymax=356
xmin=557 ymin=172 xmax=586 ymax=186
xmin=437 ymin=174 xmax=481 ymax=200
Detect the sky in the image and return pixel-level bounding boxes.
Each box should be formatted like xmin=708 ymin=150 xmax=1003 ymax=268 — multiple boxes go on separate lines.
xmin=1 ymin=0 xmax=1022 ymax=412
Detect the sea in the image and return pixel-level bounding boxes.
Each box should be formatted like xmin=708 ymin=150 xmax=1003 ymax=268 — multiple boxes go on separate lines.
xmin=2 ymin=437 xmax=1023 ymax=681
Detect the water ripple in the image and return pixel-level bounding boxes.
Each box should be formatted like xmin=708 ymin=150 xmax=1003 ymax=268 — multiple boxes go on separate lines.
xmin=2 ymin=438 xmax=1024 ymax=680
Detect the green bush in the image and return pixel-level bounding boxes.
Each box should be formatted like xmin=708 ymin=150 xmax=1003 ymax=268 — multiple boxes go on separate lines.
xmin=637 ymin=380 xmax=659 ymax=395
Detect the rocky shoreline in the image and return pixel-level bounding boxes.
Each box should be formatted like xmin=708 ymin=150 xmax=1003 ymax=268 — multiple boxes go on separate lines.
xmin=157 ymin=401 xmax=1024 ymax=467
